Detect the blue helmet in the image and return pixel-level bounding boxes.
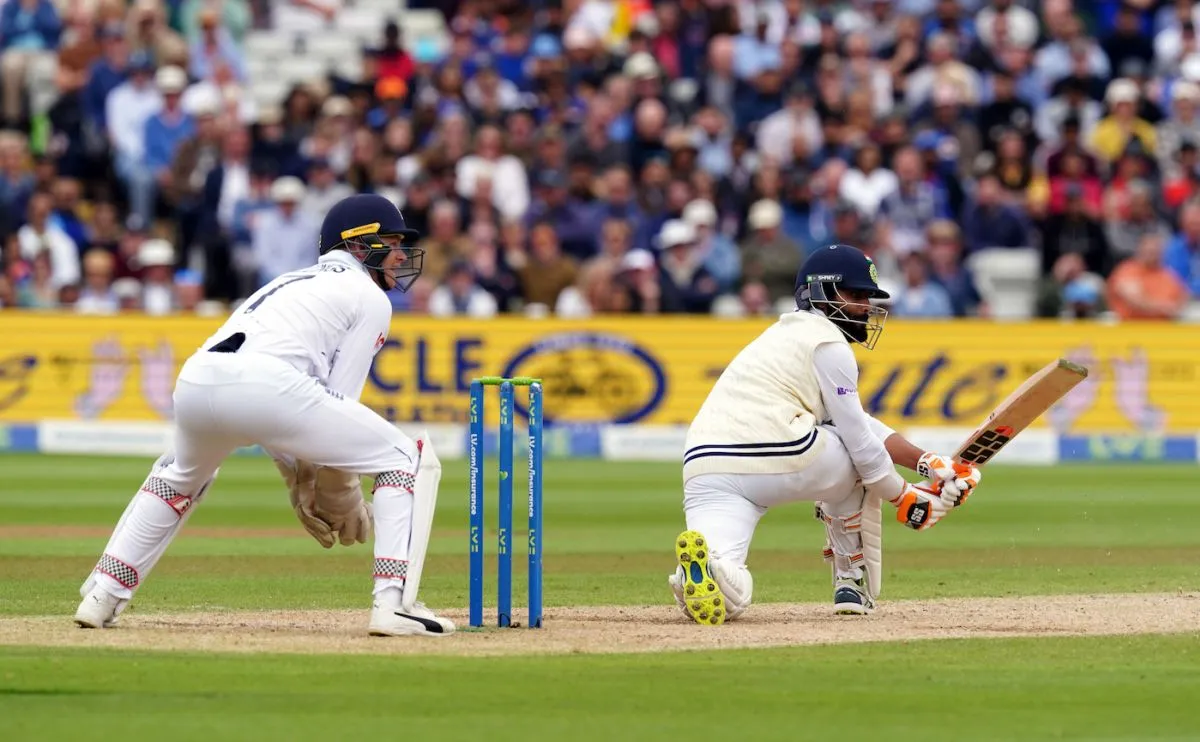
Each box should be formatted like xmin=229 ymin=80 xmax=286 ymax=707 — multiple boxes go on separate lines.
xmin=794 ymin=244 xmax=890 ymax=349
xmin=319 ymin=194 xmax=424 ymax=292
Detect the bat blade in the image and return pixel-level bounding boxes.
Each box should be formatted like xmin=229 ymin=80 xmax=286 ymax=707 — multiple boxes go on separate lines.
xmin=954 ymin=358 xmax=1089 ymax=466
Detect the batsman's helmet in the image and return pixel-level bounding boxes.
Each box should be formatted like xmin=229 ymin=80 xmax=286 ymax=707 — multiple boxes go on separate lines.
xmin=794 ymin=244 xmax=890 ymax=349
xmin=320 ymin=194 xmax=424 ymax=292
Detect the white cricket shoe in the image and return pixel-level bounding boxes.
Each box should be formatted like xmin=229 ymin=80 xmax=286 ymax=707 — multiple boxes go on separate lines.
xmin=833 ymin=576 xmax=874 ymax=616
xmin=368 ymin=588 xmax=456 ymax=637
xmin=74 ymin=583 xmax=128 ymax=629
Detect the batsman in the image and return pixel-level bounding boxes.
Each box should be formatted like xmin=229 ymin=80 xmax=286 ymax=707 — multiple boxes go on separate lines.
xmin=74 ymin=194 xmax=453 ymax=637
xmin=670 ymin=244 xmax=983 ymax=624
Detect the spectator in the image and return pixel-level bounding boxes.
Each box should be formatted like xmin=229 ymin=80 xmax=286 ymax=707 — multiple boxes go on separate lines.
xmin=905 ymin=31 xmax=981 ymax=110
xmin=75 ymin=248 xmax=119 ymax=314
xmin=879 ymin=145 xmax=950 ymax=254
xmin=124 ymin=0 xmax=186 ymax=68
xmin=682 ymin=199 xmax=739 ymax=292
xmin=48 ymin=5 xmax=102 ymax=121
xmin=168 ymin=92 xmax=223 ymax=253
xmin=300 ymin=157 xmax=353 ymax=218
xmin=891 ymin=251 xmax=955 ymax=318
xmin=1041 ymin=184 xmax=1111 ymax=278
xmin=739 ymin=199 xmax=802 ymax=303
xmin=976 ymin=0 xmax=1039 ymax=52
xmin=49 ymin=176 xmax=88 ymax=250
xmin=961 ymin=172 xmax=1032 ymax=252
xmin=1035 ymin=77 xmax=1103 ymax=146
xmin=141 ymin=65 xmax=195 ymax=228
xmin=839 ymin=141 xmax=898 ymax=219
xmin=925 ymin=219 xmax=981 ymax=316
xmin=82 ymin=23 xmax=130 ymax=148
xmin=250 ymin=176 xmax=318 ymax=287
xmin=1107 ymin=233 xmax=1189 ymax=320
xmin=1156 ymin=81 xmax=1200 ymax=177
xmin=1038 ymin=251 xmax=1106 ymax=319
xmin=428 ymin=259 xmax=499 ymax=318
xmin=136 ymin=237 xmax=177 ymax=315
xmin=106 ymin=52 xmax=161 ymax=230
xmin=14 ymin=246 xmax=58 ymax=308
xmin=656 ymin=219 xmax=719 ymax=314
xmin=455 ymin=124 xmax=530 ymax=221
xmin=1103 ymin=3 xmax=1154 ymax=76
xmin=526 ymin=170 xmax=597 ymax=261
xmin=1090 ymin=78 xmax=1156 ymax=164
xmin=756 ymin=81 xmax=821 ymax=168
xmin=420 ymin=199 xmax=474 ymax=284
xmin=188 ymin=9 xmax=247 ymax=83
xmin=179 ymin=0 xmax=251 ymax=46
xmin=0 ymin=0 xmax=61 ymax=127
xmin=0 ymin=130 xmax=35 ymax=222
xmin=365 ymin=20 xmax=415 ymax=85
xmin=112 ymin=277 xmax=142 ymax=310
xmin=510 ymin=221 xmax=577 ymax=310
xmin=17 ymin=190 xmax=78 ymax=289
xmin=1105 ymin=180 xmax=1173 ymax=264
xmin=1164 ymin=198 xmax=1200 ymax=297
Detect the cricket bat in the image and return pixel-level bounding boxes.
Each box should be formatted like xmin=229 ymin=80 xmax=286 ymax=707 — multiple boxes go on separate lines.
xmin=954 ymin=358 xmax=1090 ymax=467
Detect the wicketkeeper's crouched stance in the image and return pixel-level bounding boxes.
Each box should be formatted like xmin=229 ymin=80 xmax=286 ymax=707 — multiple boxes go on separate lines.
xmin=76 ymin=194 xmax=454 ymax=637
xmin=669 ymin=244 xmax=983 ymax=624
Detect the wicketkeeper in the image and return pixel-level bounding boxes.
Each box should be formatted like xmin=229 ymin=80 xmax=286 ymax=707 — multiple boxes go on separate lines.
xmin=75 ymin=194 xmax=453 ymax=637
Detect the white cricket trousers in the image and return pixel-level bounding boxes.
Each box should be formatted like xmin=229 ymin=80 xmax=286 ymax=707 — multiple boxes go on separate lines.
xmin=683 ymin=425 xmax=865 ymax=575
xmin=86 ymin=350 xmax=419 ymax=602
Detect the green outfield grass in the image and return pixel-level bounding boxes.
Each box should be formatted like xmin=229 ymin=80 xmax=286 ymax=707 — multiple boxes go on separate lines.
xmin=1 ymin=453 xmax=1198 ymax=741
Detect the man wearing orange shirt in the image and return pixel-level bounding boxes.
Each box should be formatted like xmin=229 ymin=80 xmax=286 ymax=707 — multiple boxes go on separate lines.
xmin=1106 ymin=233 xmax=1188 ymax=320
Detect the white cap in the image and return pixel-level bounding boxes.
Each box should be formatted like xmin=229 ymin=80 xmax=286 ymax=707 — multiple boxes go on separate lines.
xmin=186 ymin=87 xmax=222 ymax=117
xmin=155 ymin=65 xmax=188 ymax=93
xmin=682 ymin=199 xmax=717 ymax=228
xmin=112 ymin=277 xmax=143 ymax=299
xmin=657 ymin=219 xmax=696 ymax=249
xmin=138 ymin=239 xmax=175 ymax=267
xmin=1105 ymin=78 xmax=1140 ymax=105
xmin=623 ymin=52 xmax=659 ymax=80
xmin=1175 ymin=81 xmax=1200 ymax=103
xmin=747 ymin=199 xmax=783 ymax=230
xmin=321 ymin=95 xmax=353 ymax=117
xmin=563 ymin=24 xmax=595 ymax=50
xmin=620 ymin=249 xmax=656 ymax=272
xmin=270 ymin=176 xmax=306 ymax=203
xmin=1183 ymin=53 xmax=1200 ymax=82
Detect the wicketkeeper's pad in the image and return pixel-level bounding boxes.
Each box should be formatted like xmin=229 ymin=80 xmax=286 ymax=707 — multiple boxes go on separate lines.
xmin=401 ymin=432 xmax=441 ymax=612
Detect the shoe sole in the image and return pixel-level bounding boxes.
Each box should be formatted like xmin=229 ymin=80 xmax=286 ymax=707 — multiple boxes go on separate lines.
xmin=369 ymin=612 xmax=456 ymax=637
xmin=833 ymin=603 xmax=872 ymax=616
xmin=675 ymin=530 xmax=726 ymax=626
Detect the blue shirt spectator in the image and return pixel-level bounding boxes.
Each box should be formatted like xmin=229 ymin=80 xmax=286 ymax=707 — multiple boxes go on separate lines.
xmin=1164 ymin=202 xmax=1200 ymax=296
xmin=0 ymin=0 xmax=61 ymax=52
xmin=892 ymin=253 xmax=955 ymax=318
xmin=188 ymin=21 xmax=247 ymax=82
xmin=961 ymin=175 xmax=1033 ymax=252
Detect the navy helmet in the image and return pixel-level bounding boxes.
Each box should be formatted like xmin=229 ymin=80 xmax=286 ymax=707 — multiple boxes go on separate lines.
xmin=794 ymin=244 xmax=890 ymax=349
xmin=320 ymin=194 xmax=424 ymax=292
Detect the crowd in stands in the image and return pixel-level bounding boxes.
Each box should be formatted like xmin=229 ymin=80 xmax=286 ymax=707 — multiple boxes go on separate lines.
xmin=1 ymin=0 xmax=1200 ymax=321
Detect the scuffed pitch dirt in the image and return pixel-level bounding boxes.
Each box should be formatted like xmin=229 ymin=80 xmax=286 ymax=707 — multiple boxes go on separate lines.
xmin=1 ymin=593 xmax=1198 ymax=657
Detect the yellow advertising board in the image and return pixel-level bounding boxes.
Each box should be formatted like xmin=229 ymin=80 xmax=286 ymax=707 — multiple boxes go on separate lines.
xmin=0 ymin=313 xmax=1196 ymax=434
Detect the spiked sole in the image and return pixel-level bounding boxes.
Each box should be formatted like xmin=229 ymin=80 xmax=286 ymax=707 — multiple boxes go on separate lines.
xmin=675 ymin=530 xmax=727 ymax=626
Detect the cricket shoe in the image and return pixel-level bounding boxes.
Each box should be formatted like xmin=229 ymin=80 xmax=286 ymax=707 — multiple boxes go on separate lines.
xmin=74 ymin=582 xmax=128 ymax=629
xmin=674 ymin=530 xmax=727 ymax=626
xmin=833 ymin=576 xmax=874 ymax=616
xmin=369 ymin=588 xmax=456 ymax=637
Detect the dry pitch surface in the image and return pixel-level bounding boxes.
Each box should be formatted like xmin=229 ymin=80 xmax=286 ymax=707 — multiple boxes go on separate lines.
xmin=2 ymin=593 xmax=1197 ymax=657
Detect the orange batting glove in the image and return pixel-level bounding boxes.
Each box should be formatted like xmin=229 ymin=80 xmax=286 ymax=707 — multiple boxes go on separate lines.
xmin=917 ymin=452 xmax=981 ymax=508
xmin=890 ymin=483 xmax=950 ymax=531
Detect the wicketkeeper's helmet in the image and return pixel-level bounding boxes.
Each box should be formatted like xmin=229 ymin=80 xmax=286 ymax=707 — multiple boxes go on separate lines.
xmin=320 ymin=194 xmax=424 ymax=292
